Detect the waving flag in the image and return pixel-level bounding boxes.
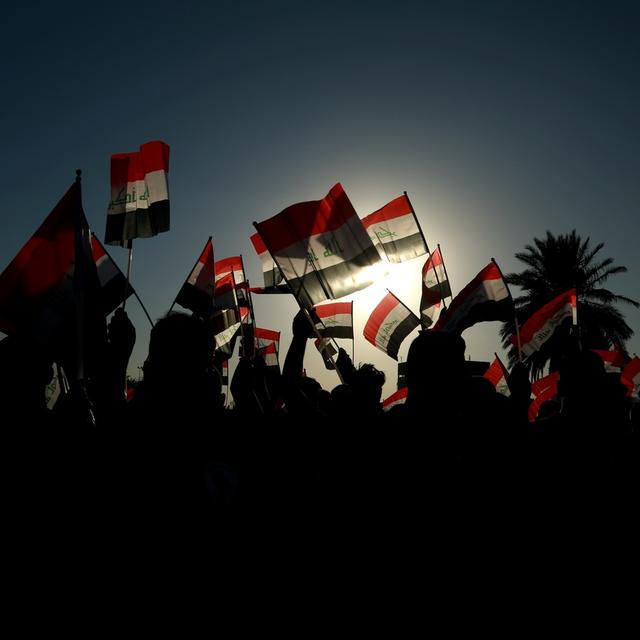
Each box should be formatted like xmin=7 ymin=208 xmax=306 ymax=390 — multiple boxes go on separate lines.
xmin=255 ymin=327 xmax=280 ymax=353
xmin=253 ymin=183 xmax=384 ymax=308
xmin=515 ymin=289 xmax=577 ymax=357
xmin=314 ymin=336 xmax=337 ymax=370
xmin=90 ymin=233 xmax=134 ymax=315
xmin=528 ymin=371 xmax=560 ymax=421
xmin=621 ymin=357 xmax=640 ymax=398
xmin=420 ymin=247 xmax=451 ymax=327
xmin=250 ymin=232 xmax=283 ymax=289
xmin=362 ymin=194 xmax=427 ymax=263
xmin=364 ymin=291 xmax=420 ymax=360
xmin=591 ymin=349 xmax=626 ymax=373
xmin=105 ymin=140 xmax=170 ymax=246
xmin=433 ymin=260 xmax=511 ymax=334
xmin=174 ymin=237 xmax=215 ymax=317
xmin=312 ymin=301 xmax=353 ymax=339
xmin=258 ymin=342 xmax=280 ymax=370
xmin=382 ymin=387 xmax=408 ymax=412
xmin=0 ymin=178 xmax=104 ymax=379
xmin=215 ymin=256 xmax=245 ymax=285
xmin=483 ymin=356 xmax=511 ymax=397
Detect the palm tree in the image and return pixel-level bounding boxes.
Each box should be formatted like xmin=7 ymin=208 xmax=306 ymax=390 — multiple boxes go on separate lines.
xmin=500 ymin=230 xmax=638 ymax=378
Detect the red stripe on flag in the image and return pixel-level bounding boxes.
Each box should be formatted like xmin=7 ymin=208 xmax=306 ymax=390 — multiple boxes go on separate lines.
xmin=111 ymin=141 xmax=170 ymax=185
xmin=364 ymin=292 xmax=400 ymax=341
xmin=362 ymin=195 xmax=412 ymax=227
xmin=314 ymin=301 xmax=352 ymax=318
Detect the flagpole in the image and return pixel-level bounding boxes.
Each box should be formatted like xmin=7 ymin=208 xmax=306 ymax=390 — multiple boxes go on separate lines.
xmin=240 ymin=254 xmax=257 ymax=326
xmin=253 ymin=222 xmax=343 ymax=381
xmin=514 ymin=316 xmax=523 ymax=363
xmin=122 ymin=240 xmax=133 ymax=311
xmin=437 ymin=243 xmax=452 ymax=309
xmin=168 ymin=236 xmax=212 ymax=315
xmin=405 ymin=190 xmax=446 ymax=308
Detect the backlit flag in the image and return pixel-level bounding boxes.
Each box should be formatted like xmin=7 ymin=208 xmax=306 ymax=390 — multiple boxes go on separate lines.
xmin=174 ymin=237 xmax=215 ymax=317
xmin=621 ymin=357 xmax=640 ymax=398
xmin=364 ymin=291 xmax=420 ymax=361
xmin=483 ymin=356 xmax=511 ymax=397
xmin=312 ymin=301 xmax=353 ymax=339
xmin=420 ymin=247 xmax=451 ymax=328
xmin=531 ymin=371 xmax=560 ymax=398
xmin=90 ymin=233 xmax=134 ymax=315
xmin=433 ymin=260 xmax=512 ymax=334
xmin=254 ymin=327 xmax=280 ymax=354
xmin=258 ymin=342 xmax=279 ymax=370
xmin=250 ymin=232 xmax=283 ymax=289
xmin=215 ymin=256 xmax=245 ymax=285
xmin=253 ymin=183 xmax=384 ymax=308
xmin=591 ymin=349 xmax=626 ymax=373
xmin=362 ymin=194 xmax=427 ymax=263
xmin=382 ymin=387 xmax=408 ymax=412
xmin=314 ymin=336 xmax=337 ymax=370
xmin=213 ymin=273 xmax=238 ymax=313
xmin=220 ymin=359 xmax=228 ymax=386
xmin=514 ymin=289 xmax=577 ymax=357
xmin=105 ymin=140 xmax=170 ymax=246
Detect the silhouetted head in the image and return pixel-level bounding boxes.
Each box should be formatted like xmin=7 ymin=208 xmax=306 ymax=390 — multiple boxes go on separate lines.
xmin=350 ymin=363 xmax=386 ymax=412
xmin=144 ymin=312 xmax=214 ymax=390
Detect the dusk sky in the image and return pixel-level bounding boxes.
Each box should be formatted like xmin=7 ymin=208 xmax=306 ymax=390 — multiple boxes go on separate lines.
xmin=1 ymin=0 xmax=638 ymax=398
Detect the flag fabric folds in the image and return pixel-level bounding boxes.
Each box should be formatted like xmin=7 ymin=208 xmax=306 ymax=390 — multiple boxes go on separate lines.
xmin=105 ymin=140 xmax=170 ymax=246
xmin=621 ymin=357 xmax=640 ymax=398
xmin=174 ymin=238 xmax=215 ymax=317
xmin=514 ymin=289 xmax=577 ymax=357
xmin=591 ymin=349 xmax=626 ymax=373
xmin=364 ymin=291 xmax=420 ymax=360
xmin=250 ymin=232 xmax=283 ymax=289
xmin=382 ymin=387 xmax=408 ymax=412
xmin=0 ymin=179 xmax=104 ymax=378
xmin=433 ymin=260 xmax=511 ymax=334
xmin=483 ymin=356 xmax=511 ymax=397
xmin=253 ymin=183 xmax=384 ymax=308
xmin=528 ymin=371 xmax=560 ymax=421
xmin=312 ymin=301 xmax=353 ymax=339
xmin=90 ymin=233 xmax=134 ymax=316
xmin=420 ymin=247 xmax=451 ymax=328
xmin=314 ymin=336 xmax=337 ymax=370
xmin=362 ymin=194 xmax=427 ymax=263
xmin=254 ymin=327 xmax=280 ymax=353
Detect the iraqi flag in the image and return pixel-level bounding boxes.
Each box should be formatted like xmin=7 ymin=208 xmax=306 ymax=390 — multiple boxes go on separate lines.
xmin=253 ymin=183 xmax=384 ymax=308
xmin=314 ymin=336 xmax=337 ymax=370
xmin=215 ymin=255 xmax=245 ymax=285
xmin=258 ymin=342 xmax=280 ymax=370
xmin=514 ymin=289 xmax=577 ymax=357
xmin=0 ymin=179 xmax=104 ymax=380
xmin=621 ymin=357 xmax=640 ymax=398
xmin=312 ymin=301 xmax=353 ymax=339
xmin=90 ymin=233 xmax=134 ymax=316
xmin=220 ymin=359 xmax=228 ymax=386
xmin=105 ymin=140 xmax=170 ymax=246
xmin=531 ymin=371 xmax=560 ymax=398
xmin=250 ymin=232 xmax=284 ymax=289
xmin=364 ymin=291 xmax=420 ymax=361
xmin=420 ymin=247 xmax=451 ymax=328
xmin=174 ymin=237 xmax=215 ymax=317
xmin=362 ymin=194 xmax=427 ymax=263
xmin=382 ymin=387 xmax=408 ymax=412
xmin=483 ymin=356 xmax=510 ymax=397
xmin=591 ymin=349 xmax=626 ymax=373
xmin=433 ymin=260 xmax=512 ymax=334
xmin=255 ymin=327 xmax=280 ymax=354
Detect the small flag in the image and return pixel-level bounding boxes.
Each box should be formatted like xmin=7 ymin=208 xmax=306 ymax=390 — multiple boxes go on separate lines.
xmin=174 ymin=237 xmax=215 ymax=317
xmin=90 ymin=233 xmax=134 ymax=315
xmin=420 ymin=247 xmax=451 ymax=328
xmin=483 ymin=356 xmax=511 ymax=397
xmin=312 ymin=301 xmax=353 ymax=339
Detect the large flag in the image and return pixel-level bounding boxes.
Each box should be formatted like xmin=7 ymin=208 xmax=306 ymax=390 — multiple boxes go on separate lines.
xmin=253 ymin=183 xmax=384 ymax=308
xmin=514 ymin=289 xmax=577 ymax=357
xmin=483 ymin=356 xmax=511 ymax=397
xmin=250 ymin=232 xmax=283 ymax=289
xmin=364 ymin=291 xmax=420 ymax=360
xmin=420 ymin=247 xmax=451 ymax=328
xmin=433 ymin=260 xmax=512 ymax=334
xmin=0 ymin=179 xmax=103 ymax=378
xmin=362 ymin=194 xmax=427 ymax=263
xmin=105 ymin=140 xmax=170 ymax=246
xmin=312 ymin=301 xmax=353 ymax=339
xmin=90 ymin=233 xmax=134 ymax=315
xmin=621 ymin=357 xmax=640 ymax=398
xmin=382 ymin=387 xmax=408 ymax=412
xmin=174 ymin=237 xmax=215 ymax=317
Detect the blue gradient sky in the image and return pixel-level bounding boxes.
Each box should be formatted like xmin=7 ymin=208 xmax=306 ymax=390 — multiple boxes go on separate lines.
xmin=1 ymin=0 xmax=638 ymax=397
